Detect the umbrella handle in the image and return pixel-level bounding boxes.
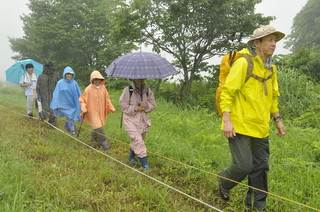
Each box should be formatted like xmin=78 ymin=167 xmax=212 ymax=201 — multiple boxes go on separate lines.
xmin=140 ymin=79 xmax=143 ymax=101
xmin=120 ymin=112 xmax=123 ymax=128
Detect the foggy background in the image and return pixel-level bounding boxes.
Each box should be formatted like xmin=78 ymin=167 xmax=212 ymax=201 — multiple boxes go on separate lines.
xmin=1 ymin=0 xmax=308 ymax=82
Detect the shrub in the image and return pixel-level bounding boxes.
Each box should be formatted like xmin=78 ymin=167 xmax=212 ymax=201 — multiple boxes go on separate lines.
xmin=292 ymin=104 xmax=320 ymax=129
xmin=277 ymin=67 xmax=320 ymax=120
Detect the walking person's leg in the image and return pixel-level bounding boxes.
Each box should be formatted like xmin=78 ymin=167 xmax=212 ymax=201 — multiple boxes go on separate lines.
xmin=245 ymin=137 xmax=270 ymax=210
xmin=128 ymin=131 xmax=150 ymax=171
xmin=65 ymin=117 xmax=76 ymax=134
xmin=91 ymin=128 xmax=98 ymax=142
xmin=218 ymin=134 xmax=254 ymax=199
xmin=95 ymin=127 xmax=109 ymax=149
xmin=26 ymin=96 xmax=34 ymax=120
xmin=48 ymin=108 xmax=56 ymax=126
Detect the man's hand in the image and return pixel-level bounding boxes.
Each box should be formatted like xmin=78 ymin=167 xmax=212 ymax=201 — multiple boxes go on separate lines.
xmin=222 ymin=112 xmax=236 ymax=138
xmin=275 ymin=122 xmax=286 ymax=136
xmin=223 ymin=120 xmax=236 ymax=138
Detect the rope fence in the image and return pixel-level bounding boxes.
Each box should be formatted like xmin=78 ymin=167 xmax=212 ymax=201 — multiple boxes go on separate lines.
xmin=0 ymin=100 xmax=319 ymax=212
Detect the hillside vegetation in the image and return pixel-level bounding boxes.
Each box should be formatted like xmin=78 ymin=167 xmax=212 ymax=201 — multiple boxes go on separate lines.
xmin=0 ymin=80 xmax=319 ymax=212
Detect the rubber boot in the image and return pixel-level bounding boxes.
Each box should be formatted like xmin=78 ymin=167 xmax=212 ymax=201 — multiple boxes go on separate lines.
xmin=38 ymin=111 xmax=44 ymax=121
xmin=71 ymin=128 xmax=76 ymax=135
xmin=96 ymin=127 xmax=109 ymax=149
xmin=28 ymin=112 xmax=33 ymax=121
xmin=48 ymin=114 xmax=56 ymax=127
xmin=91 ymin=129 xmax=99 ymax=142
xmin=66 ymin=117 xmax=76 ymax=135
xmin=139 ymin=157 xmax=151 ymax=171
xmin=128 ymin=148 xmax=137 ymax=163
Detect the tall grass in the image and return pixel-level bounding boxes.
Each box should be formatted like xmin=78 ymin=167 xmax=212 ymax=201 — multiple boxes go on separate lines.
xmin=277 ymin=67 xmax=320 ymax=120
xmin=0 ymin=81 xmax=319 ymax=211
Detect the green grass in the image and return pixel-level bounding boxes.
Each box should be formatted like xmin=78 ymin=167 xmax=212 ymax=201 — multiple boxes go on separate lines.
xmin=0 ymin=81 xmax=319 ymax=212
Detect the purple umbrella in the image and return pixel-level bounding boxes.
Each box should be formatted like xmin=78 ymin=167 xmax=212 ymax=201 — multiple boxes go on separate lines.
xmin=105 ymin=52 xmax=178 ymax=79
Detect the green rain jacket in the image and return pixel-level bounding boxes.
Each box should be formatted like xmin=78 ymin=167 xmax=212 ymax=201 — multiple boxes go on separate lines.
xmin=220 ymin=48 xmax=280 ymax=138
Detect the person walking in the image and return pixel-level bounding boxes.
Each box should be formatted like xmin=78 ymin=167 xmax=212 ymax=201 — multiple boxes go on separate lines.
xmin=19 ymin=63 xmax=38 ymax=120
xmin=79 ymin=70 xmax=116 ymax=149
xmin=36 ymin=61 xmax=61 ymax=126
xmin=50 ymin=66 xmax=82 ymax=135
xmin=119 ymin=79 xmax=156 ymax=171
xmin=217 ymin=25 xmax=286 ymax=211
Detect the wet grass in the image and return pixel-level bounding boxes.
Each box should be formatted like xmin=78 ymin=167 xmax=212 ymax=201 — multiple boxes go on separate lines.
xmin=0 ymin=82 xmax=319 ymax=212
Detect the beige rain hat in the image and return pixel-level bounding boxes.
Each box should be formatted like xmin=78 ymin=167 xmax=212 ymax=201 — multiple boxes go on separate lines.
xmin=247 ymin=25 xmax=285 ymax=46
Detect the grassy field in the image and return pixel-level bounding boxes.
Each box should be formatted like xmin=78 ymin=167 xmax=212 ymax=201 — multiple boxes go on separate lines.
xmin=0 ymin=81 xmax=319 ymax=212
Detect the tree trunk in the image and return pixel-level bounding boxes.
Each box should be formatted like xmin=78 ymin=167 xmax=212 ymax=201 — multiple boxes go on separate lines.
xmin=179 ymin=66 xmax=194 ymax=98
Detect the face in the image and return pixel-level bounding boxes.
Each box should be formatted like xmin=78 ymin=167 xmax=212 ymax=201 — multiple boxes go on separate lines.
xmin=133 ymin=79 xmax=145 ymax=88
xmin=93 ymin=79 xmax=102 ymax=86
xmin=26 ymin=68 xmax=34 ymax=74
xmin=46 ymin=69 xmax=53 ymax=74
xmin=65 ymin=73 xmax=73 ymax=80
xmin=254 ymin=34 xmax=277 ymax=58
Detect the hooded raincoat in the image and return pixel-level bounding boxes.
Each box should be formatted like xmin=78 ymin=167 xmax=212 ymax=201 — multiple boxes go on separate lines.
xmin=36 ymin=67 xmax=61 ymax=119
xmin=220 ymin=48 xmax=280 ymax=138
xmin=50 ymin=66 xmax=82 ymax=122
xmin=119 ymin=82 xmax=156 ymax=157
xmin=79 ymin=71 xmax=116 ymax=129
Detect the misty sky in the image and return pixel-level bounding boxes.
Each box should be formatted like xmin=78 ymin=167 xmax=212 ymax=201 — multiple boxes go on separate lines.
xmin=1 ymin=0 xmax=308 ymax=81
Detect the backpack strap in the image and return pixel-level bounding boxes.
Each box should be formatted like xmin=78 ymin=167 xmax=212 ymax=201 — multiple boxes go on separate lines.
xmin=250 ymin=68 xmax=273 ymax=95
xmin=241 ymin=54 xmax=254 ymax=83
xmin=128 ymin=85 xmax=134 ymax=98
xmin=121 ymin=85 xmax=134 ymax=129
xmin=129 ymin=85 xmax=149 ymax=99
xmin=241 ymin=55 xmax=273 ymax=95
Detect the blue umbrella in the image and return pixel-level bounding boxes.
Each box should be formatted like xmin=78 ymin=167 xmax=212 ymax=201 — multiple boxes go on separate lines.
xmin=105 ymin=52 xmax=178 ymax=79
xmin=5 ymin=59 xmax=43 ymax=85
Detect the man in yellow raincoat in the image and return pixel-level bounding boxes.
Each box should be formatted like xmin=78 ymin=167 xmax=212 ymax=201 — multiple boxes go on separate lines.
xmin=79 ymin=70 xmax=116 ymax=149
xmin=217 ymin=25 xmax=286 ymax=211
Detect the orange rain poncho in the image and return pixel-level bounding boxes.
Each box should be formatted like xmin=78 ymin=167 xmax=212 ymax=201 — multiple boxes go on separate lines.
xmin=79 ymin=71 xmax=116 ymax=129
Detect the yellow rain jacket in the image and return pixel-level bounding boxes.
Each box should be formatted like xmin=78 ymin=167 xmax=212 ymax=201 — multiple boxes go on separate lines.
xmin=79 ymin=71 xmax=116 ymax=129
xmin=220 ymin=48 xmax=280 ymax=138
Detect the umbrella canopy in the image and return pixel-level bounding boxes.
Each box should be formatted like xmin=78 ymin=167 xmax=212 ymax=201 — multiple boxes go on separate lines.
xmin=5 ymin=59 xmax=43 ymax=85
xmin=105 ymin=52 xmax=178 ymax=79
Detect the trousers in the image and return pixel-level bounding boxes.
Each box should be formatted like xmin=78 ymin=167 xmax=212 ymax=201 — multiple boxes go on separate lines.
xmin=25 ymin=95 xmax=35 ymax=114
xmin=91 ymin=127 xmax=108 ymax=146
xmin=220 ymin=134 xmax=269 ymax=210
xmin=128 ymin=131 xmax=147 ymax=158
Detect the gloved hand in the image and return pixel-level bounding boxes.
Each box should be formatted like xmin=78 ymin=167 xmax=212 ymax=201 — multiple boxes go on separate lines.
xmin=139 ymin=102 xmax=146 ymax=109
xmin=37 ymin=94 xmax=41 ymax=102
xmin=136 ymin=106 xmax=144 ymax=112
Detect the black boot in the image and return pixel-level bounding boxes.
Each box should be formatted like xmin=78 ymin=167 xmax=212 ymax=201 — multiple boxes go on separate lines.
xmin=28 ymin=113 xmax=33 ymax=120
xmin=49 ymin=114 xmax=57 ymax=127
xmin=38 ymin=111 xmax=44 ymax=120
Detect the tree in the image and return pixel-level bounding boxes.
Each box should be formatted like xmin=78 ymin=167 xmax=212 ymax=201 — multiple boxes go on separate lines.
xmin=275 ymin=45 xmax=320 ymax=82
xmin=129 ymin=0 xmax=273 ymax=97
xmin=9 ymin=0 xmax=141 ymax=83
xmin=285 ymin=0 xmax=320 ymax=53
